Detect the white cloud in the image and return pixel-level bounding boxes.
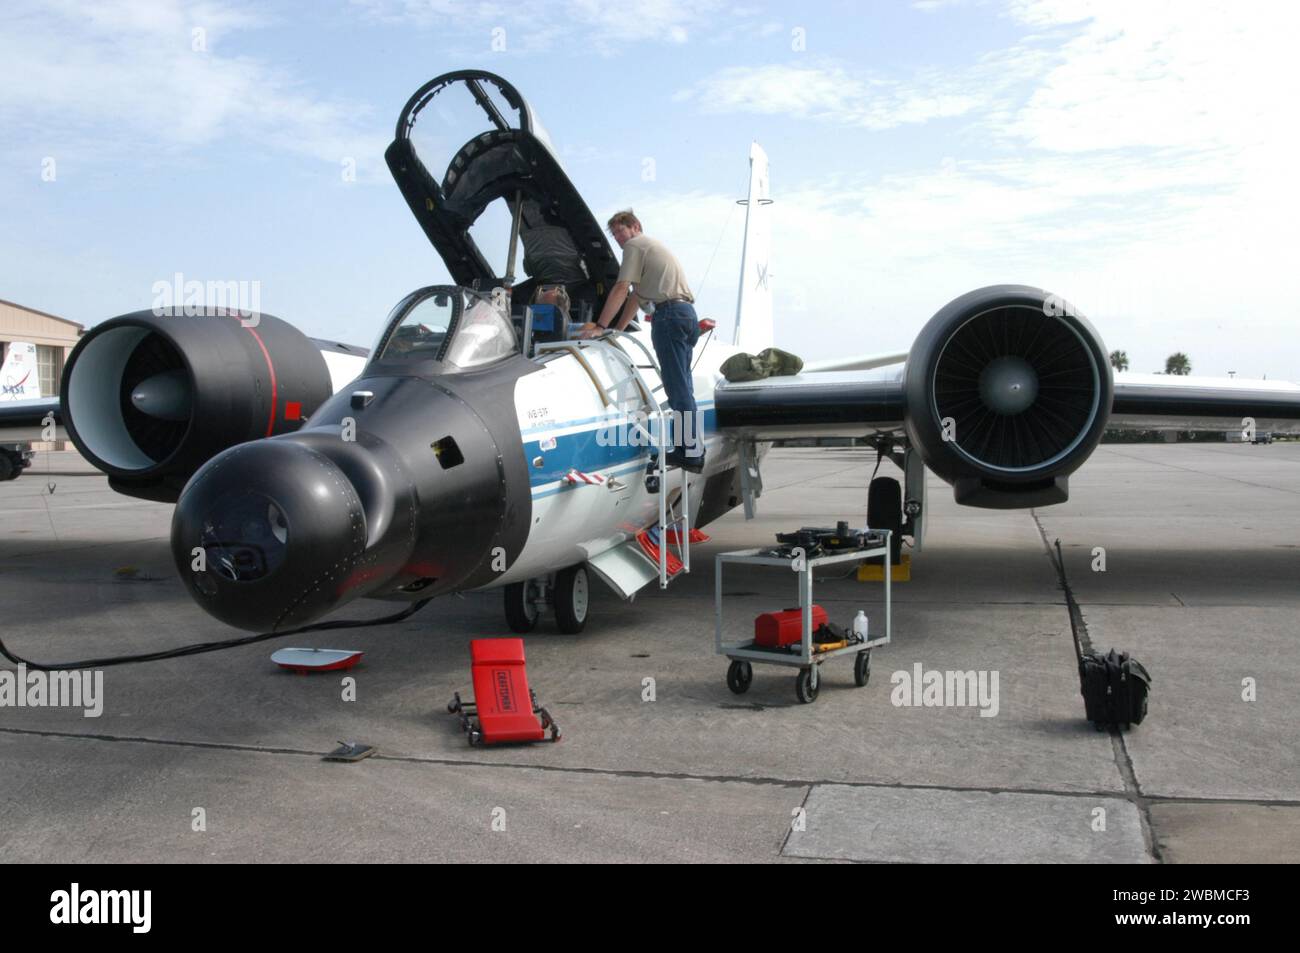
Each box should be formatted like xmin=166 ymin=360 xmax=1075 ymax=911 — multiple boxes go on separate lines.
xmin=662 ymin=1 xmax=1300 ymax=376
xmin=999 ymin=0 xmax=1297 ymax=155
xmin=0 ymin=0 xmax=388 ymax=174
xmin=350 ymin=0 xmax=717 ymax=53
xmin=682 ymin=62 xmax=989 ymax=130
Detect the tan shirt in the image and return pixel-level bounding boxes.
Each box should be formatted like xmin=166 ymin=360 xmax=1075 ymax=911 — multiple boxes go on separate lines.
xmin=616 ymin=234 xmax=694 ymax=305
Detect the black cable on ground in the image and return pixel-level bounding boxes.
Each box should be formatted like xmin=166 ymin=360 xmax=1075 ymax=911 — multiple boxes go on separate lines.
xmin=1050 ymin=537 xmax=1091 ymax=665
xmin=0 ymin=598 xmax=433 ymax=672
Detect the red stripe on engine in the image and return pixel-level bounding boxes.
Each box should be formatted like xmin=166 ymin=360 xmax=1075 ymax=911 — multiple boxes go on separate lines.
xmin=243 ymin=323 xmax=278 ymax=437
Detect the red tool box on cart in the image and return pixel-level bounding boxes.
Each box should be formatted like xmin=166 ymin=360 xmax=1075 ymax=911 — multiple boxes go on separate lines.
xmin=754 ymin=605 xmax=828 ymax=647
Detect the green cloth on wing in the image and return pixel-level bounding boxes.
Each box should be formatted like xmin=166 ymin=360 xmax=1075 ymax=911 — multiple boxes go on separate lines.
xmin=720 ymin=347 xmax=804 ymax=383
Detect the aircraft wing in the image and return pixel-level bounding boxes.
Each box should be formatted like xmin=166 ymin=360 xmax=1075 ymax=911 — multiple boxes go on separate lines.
xmin=801 ymin=352 xmax=910 ymax=373
xmin=714 ymin=284 xmax=1300 ymax=510
xmin=1108 ymin=372 xmax=1300 ymax=433
xmin=715 ymin=367 xmax=905 ymax=440
xmin=716 ymin=367 xmax=1300 ymax=441
xmin=0 ymin=397 xmax=62 ymax=441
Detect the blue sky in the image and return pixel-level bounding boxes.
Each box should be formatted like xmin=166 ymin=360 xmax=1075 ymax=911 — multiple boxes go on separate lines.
xmin=1 ymin=0 xmax=1296 ymax=378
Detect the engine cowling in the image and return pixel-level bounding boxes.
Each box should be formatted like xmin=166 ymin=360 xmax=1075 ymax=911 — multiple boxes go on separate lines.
xmin=904 ymin=285 xmax=1112 ymax=508
xmin=60 ymin=309 xmax=334 ymax=501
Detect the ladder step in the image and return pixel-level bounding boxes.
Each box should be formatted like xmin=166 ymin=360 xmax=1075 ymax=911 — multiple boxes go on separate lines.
xmin=665 ymin=528 xmax=709 ymax=545
xmin=636 ymin=529 xmax=684 ymax=578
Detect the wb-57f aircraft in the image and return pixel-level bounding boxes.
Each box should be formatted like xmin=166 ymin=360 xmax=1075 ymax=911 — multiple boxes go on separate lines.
xmin=3 ymin=70 xmax=1299 ymax=636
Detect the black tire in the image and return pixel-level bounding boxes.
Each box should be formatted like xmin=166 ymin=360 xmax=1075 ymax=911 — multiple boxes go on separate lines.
xmin=504 ymin=581 xmax=539 ymax=633
xmin=854 ymin=650 xmax=872 ymax=687
xmin=868 ymin=475 xmax=903 ymax=562
xmin=726 ymin=660 xmax=753 ymax=694
xmin=0 ymin=452 xmax=16 ymax=482
xmin=553 ymin=565 xmax=590 ymax=634
xmin=795 ymin=665 xmax=820 ymax=704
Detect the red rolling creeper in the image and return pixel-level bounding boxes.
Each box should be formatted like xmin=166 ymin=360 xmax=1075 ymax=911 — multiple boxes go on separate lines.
xmin=447 ymin=638 xmax=560 ymax=746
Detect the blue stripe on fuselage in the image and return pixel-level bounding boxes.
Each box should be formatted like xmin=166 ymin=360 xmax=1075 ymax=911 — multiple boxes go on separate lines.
xmin=524 ymin=405 xmax=717 ymax=489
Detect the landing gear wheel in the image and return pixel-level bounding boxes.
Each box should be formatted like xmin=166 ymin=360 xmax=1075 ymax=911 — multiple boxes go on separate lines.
xmin=553 ymin=565 xmax=589 ymax=634
xmin=854 ymin=650 xmax=872 ymax=687
xmin=796 ymin=665 xmax=820 ymax=704
xmin=504 ymin=580 xmax=539 ymax=633
xmin=868 ymin=476 xmax=903 ymax=563
xmin=726 ymin=660 xmax=753 ymax=694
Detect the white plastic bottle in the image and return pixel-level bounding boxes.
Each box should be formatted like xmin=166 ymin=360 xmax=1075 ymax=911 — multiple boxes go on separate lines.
xmin=853 ymin=610 xmax=869 ymax=640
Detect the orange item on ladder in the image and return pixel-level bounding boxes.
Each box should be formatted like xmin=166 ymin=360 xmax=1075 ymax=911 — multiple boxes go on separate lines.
xmin=636 ymin=526 xmax=684 ymax=577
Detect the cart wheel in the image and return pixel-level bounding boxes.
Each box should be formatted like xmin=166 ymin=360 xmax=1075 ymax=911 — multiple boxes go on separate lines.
xmin=854 ymin=650 xmax=872 ymax=687
xmin=796 ymin=665 xmax=820 ymax=704
xmin=504 ymin=580 xmax=539 ymax=633
xmin=468 ymin=730 xmax=483 ymax=747
xmin=726 ymin=660 xmax=753 ymax=694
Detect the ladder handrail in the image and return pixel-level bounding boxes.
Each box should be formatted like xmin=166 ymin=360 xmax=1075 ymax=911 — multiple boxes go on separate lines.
xmin=536 ymin=334 xmax=691 ymax=587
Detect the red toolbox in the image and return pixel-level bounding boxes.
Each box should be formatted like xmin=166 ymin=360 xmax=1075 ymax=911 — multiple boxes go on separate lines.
xmin=755 ymin=605 xmax=828 ymax=647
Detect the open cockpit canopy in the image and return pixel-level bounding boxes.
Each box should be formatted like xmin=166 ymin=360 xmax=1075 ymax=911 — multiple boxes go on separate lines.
xmin=384 ymin=70 xmax=620 ymax=316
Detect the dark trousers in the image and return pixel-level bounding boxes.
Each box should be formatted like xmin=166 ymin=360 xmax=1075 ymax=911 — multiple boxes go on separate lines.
xmin=650 ymin=301 xmax=702 ymax=457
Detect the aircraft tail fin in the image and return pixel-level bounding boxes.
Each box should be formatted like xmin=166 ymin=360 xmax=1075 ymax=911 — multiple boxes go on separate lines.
xmin=0 ymin=342 xmax=41 ymax=401
xmin=732 ymin=142 xmax=773 ymax=354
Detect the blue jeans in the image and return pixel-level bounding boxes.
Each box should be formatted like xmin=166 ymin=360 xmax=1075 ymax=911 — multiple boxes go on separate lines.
xmin=650 ymin=301 xmax=702 ymax=457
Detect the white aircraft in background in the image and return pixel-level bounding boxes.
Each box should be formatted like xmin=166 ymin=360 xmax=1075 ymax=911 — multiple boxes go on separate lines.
xmin=0 ymin=341 xmax=43 ymax=480
xmin=1 ymin=342 xmax=40 ymax=401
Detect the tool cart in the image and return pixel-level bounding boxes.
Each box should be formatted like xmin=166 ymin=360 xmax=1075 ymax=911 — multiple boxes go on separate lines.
xmin=714 ymin=531 xmax=892 ymax=703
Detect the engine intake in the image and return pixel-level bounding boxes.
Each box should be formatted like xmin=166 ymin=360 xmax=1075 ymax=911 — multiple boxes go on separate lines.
xmin=904 ymin=286 xmax=1112 ymax=508
xmin=61 ymin=309 xmax=333 ymax=501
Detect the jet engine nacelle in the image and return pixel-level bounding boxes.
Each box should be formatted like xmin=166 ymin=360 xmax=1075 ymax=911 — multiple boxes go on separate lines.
xmin=903 ymin=285 xmax=1113 ymax=509
xmin=60 ymin=309 xmax=334 ymax=502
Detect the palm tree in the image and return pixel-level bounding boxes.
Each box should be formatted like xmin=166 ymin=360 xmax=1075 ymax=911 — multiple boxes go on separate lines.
xmin=1109 ymin=350 xmax=1129 ymax=372
xmin=1165 ymin=352 xmax=1192 ymax=376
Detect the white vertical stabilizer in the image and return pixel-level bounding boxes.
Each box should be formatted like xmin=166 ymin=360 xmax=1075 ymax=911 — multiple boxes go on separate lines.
xmin=1 ymin=342 xmax=41 ymax=401
xmin=732 ymin=142 xmax=773 ymax=353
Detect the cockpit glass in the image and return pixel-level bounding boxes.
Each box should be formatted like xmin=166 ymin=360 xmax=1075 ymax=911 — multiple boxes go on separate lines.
xmin=444 ymin=291 xmax=518 ymax=369
xmin=376 ymin=292 xmax=454 ymax=362
xmin=372 ymin=286 xmax=519 ymax=372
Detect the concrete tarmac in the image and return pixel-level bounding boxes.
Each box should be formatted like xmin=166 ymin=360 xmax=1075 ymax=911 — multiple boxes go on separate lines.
xmin=1 ymin=444 xmax=1296 ymax=863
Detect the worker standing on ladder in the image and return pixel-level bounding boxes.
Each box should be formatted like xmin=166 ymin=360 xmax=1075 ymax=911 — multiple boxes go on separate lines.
xmin=582 ymin=209 xmax=704 ymax=472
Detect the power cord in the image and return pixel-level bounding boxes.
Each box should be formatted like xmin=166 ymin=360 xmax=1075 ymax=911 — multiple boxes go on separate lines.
xmin=0 ymin=598 xmax=433 ymax=672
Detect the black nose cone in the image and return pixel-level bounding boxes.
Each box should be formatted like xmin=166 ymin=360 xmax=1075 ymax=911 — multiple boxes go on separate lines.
xmin=171 ymin=440 xmax=367 ymax=631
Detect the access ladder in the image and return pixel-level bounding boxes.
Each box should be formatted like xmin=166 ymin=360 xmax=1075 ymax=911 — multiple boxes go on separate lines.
xmin=535 ymin=332 xmax=692 ymax=588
